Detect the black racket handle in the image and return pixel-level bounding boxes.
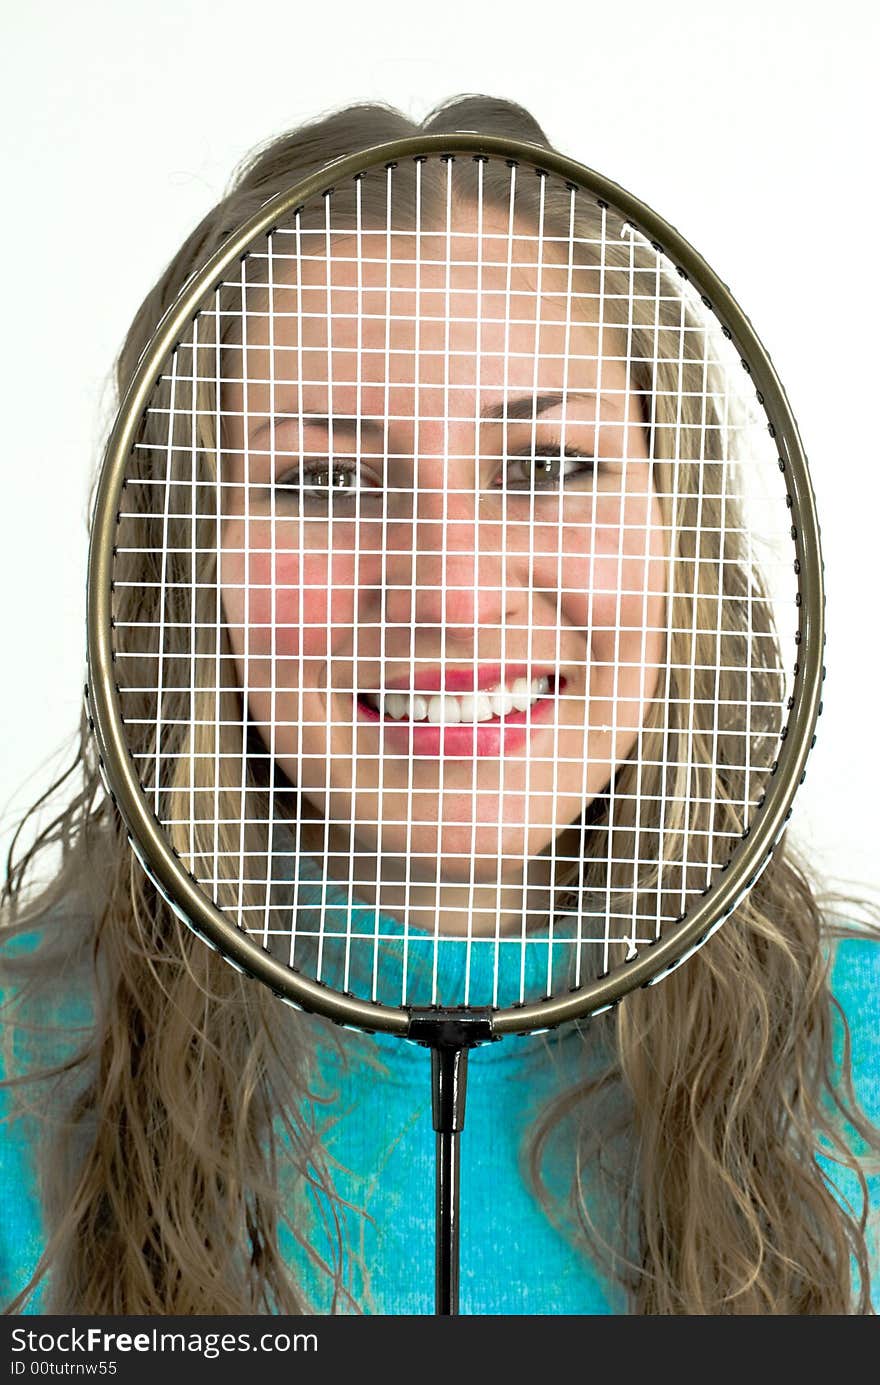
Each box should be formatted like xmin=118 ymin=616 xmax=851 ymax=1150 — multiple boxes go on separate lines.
xmin=410 ymin=1011 xmax=492 ymax=1315
xmin=431 ymin=1045 xmax=469 ymax=1316
xmin=436 ymin=1125 xmax=461 ymax=1314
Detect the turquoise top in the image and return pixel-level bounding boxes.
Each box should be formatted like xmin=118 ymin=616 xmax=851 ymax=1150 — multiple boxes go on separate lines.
xmin=2 ymin=910 xmax=878 ymax=1314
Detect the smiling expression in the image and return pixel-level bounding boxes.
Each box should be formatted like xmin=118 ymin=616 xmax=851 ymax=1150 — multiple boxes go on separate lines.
xmin=219 ymin=210 xmax=668 ymax=904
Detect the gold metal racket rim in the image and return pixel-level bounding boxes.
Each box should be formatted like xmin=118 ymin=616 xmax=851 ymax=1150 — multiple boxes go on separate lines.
xmin=86 ymin=132 xmax=824 ymax=1039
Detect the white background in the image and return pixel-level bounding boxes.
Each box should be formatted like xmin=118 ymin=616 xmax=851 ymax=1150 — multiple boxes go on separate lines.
xmin=1 ymin=0 xmax=877 ymax=902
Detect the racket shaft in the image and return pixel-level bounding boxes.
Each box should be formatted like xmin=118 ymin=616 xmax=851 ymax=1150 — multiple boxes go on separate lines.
xmin=436 ymin=1127 xmax=460 ymax=1315
xmin=431 ymin=1045 xmax=469 ymax=1315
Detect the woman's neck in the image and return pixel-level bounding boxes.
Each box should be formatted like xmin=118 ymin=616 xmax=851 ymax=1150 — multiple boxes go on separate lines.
xmin=305 ymin=830 xmax=577 ymax=938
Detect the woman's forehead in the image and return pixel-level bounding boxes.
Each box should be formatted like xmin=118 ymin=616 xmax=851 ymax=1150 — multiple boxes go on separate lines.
xmin=225 ymin=212 xmax=623 ymax=407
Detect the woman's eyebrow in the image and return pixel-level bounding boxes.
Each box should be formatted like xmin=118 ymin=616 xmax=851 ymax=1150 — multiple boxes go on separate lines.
xmin=263 ymin=391 xmax=600 ymax=434
xmin=481 ymin=390 xmax=598 ymax=421
xmin=277 ymin=413 xmax=387 ymax=439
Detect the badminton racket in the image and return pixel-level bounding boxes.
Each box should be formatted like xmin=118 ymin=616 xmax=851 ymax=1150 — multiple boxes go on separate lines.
xmin=85 ymin=132 xmax=823 ymax=1314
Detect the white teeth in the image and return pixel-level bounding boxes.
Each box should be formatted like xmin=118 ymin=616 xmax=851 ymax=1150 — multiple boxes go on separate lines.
xmin=426 ymin=694 xmax=460 ymax=724
xmin=410 ymin=693 xmax=429 ymax=721
xmin=367 ymin=675 xmax=554 ymax=724
xmin=382 ymin=692 xmax=409 ymax=720
xmin=459 ymin=692 xmax=494 ymax=722
xmin=510 ymin=677 xmax=533 ymax=712
xmin=489 ymin=689 xmax=508 ymax=719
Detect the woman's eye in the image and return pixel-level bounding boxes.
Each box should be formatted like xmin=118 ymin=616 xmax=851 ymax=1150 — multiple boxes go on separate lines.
xmin=273 ymin=461 xmax=366 ymax=504
xmin=501 ymin=450 xmax=595 ymax=490
xmin=269 ymin=450 xmax=594 ymax=508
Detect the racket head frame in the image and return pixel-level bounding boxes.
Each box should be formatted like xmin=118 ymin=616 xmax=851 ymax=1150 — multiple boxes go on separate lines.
xmin=86 ymin=132 xmax=824 ymax=1038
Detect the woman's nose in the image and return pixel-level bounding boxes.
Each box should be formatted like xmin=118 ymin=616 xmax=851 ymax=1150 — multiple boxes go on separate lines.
xmin=382 ymin=472 xmax=513 ymax=643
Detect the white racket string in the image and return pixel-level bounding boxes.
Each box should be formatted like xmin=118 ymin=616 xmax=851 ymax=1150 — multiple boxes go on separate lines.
xmin=108 ymin=151 xmax=798 ymax=1013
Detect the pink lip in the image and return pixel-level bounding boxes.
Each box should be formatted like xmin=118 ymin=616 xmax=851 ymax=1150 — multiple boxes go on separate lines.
xmin=354 ymin=680 xmax=562 ymax=758
xmin=377 ymin=664 xmax=553 ymax=694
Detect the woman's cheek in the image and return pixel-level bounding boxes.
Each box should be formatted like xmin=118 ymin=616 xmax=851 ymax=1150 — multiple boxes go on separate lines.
xmin=269 ymin=551 xmax=324 ymax=661
xmin=588 ymin=556 xmax=630 ymax=658
xmin=557 ymin=533 xmax=665 ymax=669
xmin=231 ymin=545 xmax=359 ymax=662
xmin=556 ymin=527 xmax=640 ymax=654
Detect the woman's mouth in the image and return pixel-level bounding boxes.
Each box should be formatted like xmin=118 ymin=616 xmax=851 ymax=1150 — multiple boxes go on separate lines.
xmin=356 ymin=674 xmax=557 ymax=725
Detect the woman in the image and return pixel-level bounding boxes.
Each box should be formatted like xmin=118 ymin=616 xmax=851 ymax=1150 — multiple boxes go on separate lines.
xmin=2 ymin=94 xmax=878 ymax=1315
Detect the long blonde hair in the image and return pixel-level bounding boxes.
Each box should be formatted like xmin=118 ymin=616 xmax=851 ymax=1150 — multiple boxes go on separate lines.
xmin=3 ymin=94 xmax=877 ymax=1314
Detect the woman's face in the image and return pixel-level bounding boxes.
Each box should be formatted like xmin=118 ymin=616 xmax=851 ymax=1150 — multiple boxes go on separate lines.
xmin=221 ymin=209 xmax=667 ymax=897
